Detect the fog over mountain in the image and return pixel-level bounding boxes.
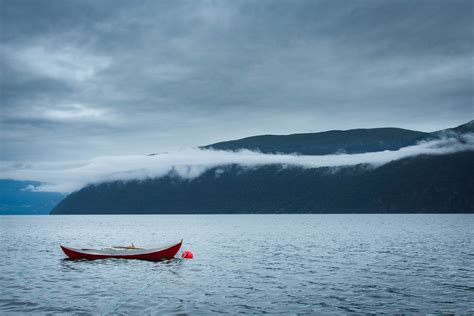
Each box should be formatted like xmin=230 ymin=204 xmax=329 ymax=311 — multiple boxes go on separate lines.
xmin=1 ymin=126 xmax=472 ymax=194
xmin=45 ymin=121 xmax=473 ymax=214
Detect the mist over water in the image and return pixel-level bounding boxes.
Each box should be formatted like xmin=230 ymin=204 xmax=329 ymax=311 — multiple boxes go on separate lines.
xmin=1 ymin=134 xmax=473 ymax=193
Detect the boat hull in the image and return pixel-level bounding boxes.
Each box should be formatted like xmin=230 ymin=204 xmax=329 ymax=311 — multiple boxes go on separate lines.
xmin=60 ymin=240 xmax=182 ymax=261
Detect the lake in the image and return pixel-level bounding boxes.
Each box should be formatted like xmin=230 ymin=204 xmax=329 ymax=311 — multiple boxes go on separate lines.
xmin=0 ymin=214 xmax=472 ymax=314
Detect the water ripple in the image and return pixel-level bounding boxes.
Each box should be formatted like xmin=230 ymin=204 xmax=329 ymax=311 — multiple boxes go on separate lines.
xmin=0 ymin=214 xmax=473 ymax=314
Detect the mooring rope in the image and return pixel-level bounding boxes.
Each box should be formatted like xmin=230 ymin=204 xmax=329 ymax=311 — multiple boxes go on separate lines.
xmin=103 ymin=256 xmax=184 ymax=315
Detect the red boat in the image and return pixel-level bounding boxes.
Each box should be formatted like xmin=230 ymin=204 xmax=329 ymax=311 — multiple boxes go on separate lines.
xmin=60 ymin=240 xmax=182 ymax=261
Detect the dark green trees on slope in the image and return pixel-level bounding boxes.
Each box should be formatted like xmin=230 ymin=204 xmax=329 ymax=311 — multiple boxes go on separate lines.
xmin=51 ymin=121 xmax=474 ymax=214
xmin=203 ymin=128 xmax=427 ymax=155
xmin=51 ymin=152 xmax=474 ymax=214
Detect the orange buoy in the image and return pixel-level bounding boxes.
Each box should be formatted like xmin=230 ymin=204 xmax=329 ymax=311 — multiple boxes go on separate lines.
xmin=181 ymin=250 xmax=193 ymax=259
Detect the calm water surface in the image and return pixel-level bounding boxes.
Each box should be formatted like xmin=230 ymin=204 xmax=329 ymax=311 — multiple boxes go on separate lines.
xmin=0 ymin=214 xmax=473 ymax=314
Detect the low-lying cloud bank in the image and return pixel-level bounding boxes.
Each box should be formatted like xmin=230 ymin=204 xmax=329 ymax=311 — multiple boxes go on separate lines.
xmin=1 ymin=134 xmax=473 ymax=193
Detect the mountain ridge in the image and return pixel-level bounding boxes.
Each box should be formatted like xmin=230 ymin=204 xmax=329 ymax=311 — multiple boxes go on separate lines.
xmin=201 ymin=121 xmax=473 ymax=155
xmin=50 ymin=120 xmax=474 ymax=215
xmin=202 ymin=127 xmax=426 ymax=155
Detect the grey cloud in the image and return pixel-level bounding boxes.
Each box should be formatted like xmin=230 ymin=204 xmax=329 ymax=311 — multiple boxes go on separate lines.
xmin=0 ymin=0 xmax=472 ymax=162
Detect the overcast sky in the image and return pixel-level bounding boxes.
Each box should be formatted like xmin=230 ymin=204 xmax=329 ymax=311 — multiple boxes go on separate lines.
xmin=1 ymin=0 xmax=473 ymax=162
